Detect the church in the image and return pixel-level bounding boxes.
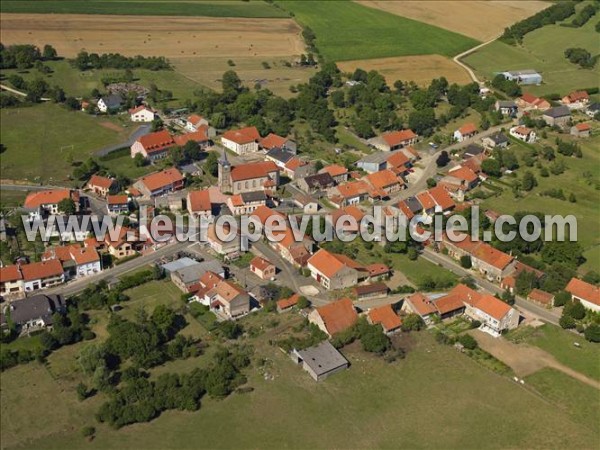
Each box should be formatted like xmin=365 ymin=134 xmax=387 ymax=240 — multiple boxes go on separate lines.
xmin=218 ymin=152 xmax=280 ymax=195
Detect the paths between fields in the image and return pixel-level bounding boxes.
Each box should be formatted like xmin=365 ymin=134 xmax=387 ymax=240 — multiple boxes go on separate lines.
xmin=452 ymin=35 xmax=501 ymax=85
xmin=0 ymin=83 xmax=50 ymax=101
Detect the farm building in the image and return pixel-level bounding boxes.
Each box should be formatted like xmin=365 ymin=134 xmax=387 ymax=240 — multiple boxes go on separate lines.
xmin=500 ymin=70 xmax=542 ymax=85
xmin=292 ymin=341 xmax=349 ymax=381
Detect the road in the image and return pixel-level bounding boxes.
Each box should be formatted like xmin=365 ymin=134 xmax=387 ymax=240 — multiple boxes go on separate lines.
xmin=94 ymin=124 xmax=152 ymax=157
xmin=0 ymin=83 xmax=50 ymax=101
xmin=452 ymin=36 xmax=500 ymax=85
xmin=420 ymin=247 xmax=560 ymax=325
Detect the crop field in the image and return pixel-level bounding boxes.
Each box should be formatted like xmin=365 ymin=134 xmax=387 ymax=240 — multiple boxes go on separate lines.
xmin=277 ymin=1 xmax=479 ymax=61
xmin=2 ymin=328 xmax=598 ymax=450
xmin=338 ymin=55 xmax=472 ymax=87
xmin=0 ymin=0 xmax=289 ymax=18
xmin=0 ymin=103 xmax=128 ymax=184
xmin=463 ymin=15 xmax=600 ymax=96
xmin=358 ymin=0 xmax=550 ymax=41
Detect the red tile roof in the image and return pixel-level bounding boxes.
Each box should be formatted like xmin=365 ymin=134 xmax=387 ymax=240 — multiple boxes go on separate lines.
xmin=381 ymin=130 xmax=417 ymax=147
xmin=307 ymin=248 xmax=362 ymax=279
xmin=575 ymin=123 xmax=591 ymax=131
xmin=88 ymin=174 xmax=114 ymax=190
xmin=387 ymin=151 xmax=410 ymax=168
xmin=24 ymin=189 xmax=71 ymax=208
xmin=365 ymin=169 xmax=401 ymax=190
xmin=321 ymin=164 xmax=348 ymax=177
xmin=520 ymin=93 xmax=538 ymax=104
xmin=336 ymin=180 xmax=370 ymax=199
xmin=188 ymin=190 xmax=211 ymax=213
xmin=365 ymin=263 xmax=390 ymax=277
xmin=427 ymin=185 xmax=455 ymax=211
xmin=448 ymin=234 xmax=514 ymax=270
xmin=231 ymin=161 xmax=278 ymax=182
xmin=314 ymin=298 xmax=358 ymax=335
xmin=565 ymin=91 xmax=589 ymax=102
xmin=447 ymin=166 xmax=479 ymax=184
xmin=417 ymin=192 xmax=436 ymax=210
xmin=0 ymin=265 xmax=22 ymax=282
xmin=331 ymin=206 xmax=365 ymax=231
xmin=397 ymin=201 xmax=415 ymax=219
xmin=129 ymin=105 xmax=153 ymax=115
xmin=137 ymin=130 xmax=175 ymax=154
xmin=71 ymin=246 xmax=101 ymax=265
xmin=369 ymin=304 xmax=402 ymax=332
xmin=222 ymin=126 xmax=260 ymax=145
xmin=473 ymin=294 xmax=512 ymax=321
xmin=527 ymin=289 xmax=554 ymax=305
xmin=457 ymin=123 xmax=477 ymax=135
xmin=250 ymin=256 xmax=274 ymax=272
xmin=107 ymin=195 xmax=128 ymax=205
xmin=513 ymin=126 xmax=533 ymax=135
xmin=566 ymin=278 xmax=600 ymax=306
xmin=187 ymin=114 xmax=205 ymax=126
xmin=138 ymin=168 xmax=184 ymax=192
xmin=260 ymin=133 xmax=288 ymax=150
xmin=20 ymin=260 xmax=63 ymax=281
xmin=173 ymin=129 xmax=209 ymax=146
xmin=284 ymin=157 xmax=305 ymax=171
xmin=406 ymin=293 xmax=437 ymax=316
xmin=277 ymin=293 xmax=301 ymax=310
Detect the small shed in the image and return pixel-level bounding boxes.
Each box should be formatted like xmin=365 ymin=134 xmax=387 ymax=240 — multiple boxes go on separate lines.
xmin=292 ymin=341 xmax=349 ymax=381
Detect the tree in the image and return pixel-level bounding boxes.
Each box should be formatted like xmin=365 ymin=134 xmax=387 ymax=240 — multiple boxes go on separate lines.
xmin=401 ymin=314 xmax=425 ymax=331
xmin=42 ymin=44 xmax=58 ymax=60
xmin=584 ymin=324 xmax=600 ymax=342
xmin=407 ymin=247 xmax=418 ymax=261
xmin=553 ymin=291 xmax=571 ymax=307
xmin=222 ymin=70 xmax=243 ymax=94
xmin=568 ymin=301 xmax=586 ymax=320
xmin=296 ymin=296 xmax=310 ymax=309
xmin=559 ymin=314 xmax=576 ymax=329
xmin=408 ymin=108 xmax=436 ymax=136
xmin=436 ymin=151 xmax=450 ymax=167
xmin=330 ymin=90 xmax=345 ymax=108
xmin=58 ymin=198 xmax=76 ymax=215
xmin=502 ymin=151 xmax=519 ymax=170
xmin=521 ymin=171 xmax=537 ymax=191
xmin=204 ymin=151 xmax=219 ymax=177
xmin=76 ymin=382 xmax=90 ymax=401
xmin=481 ymin=158 xmax=501 ymax=177
xmin=360 ymin=324 xmax=390 ymax=354
xmin=568 ymin=193 xmax=577 ymax=203
xmin=460 ymin=255 xmax=472 ymax=269
xmin=426 ymin=178 xmax=437 ymax=188
xmin=458 ymin=334 xmax=478 ymax=350
xmin=133 ymin=153 xmax=146 ymax=167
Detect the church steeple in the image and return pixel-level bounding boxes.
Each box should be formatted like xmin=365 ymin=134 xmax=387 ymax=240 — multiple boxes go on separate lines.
xmin=218 ymin=149 xmax=232 ymax=193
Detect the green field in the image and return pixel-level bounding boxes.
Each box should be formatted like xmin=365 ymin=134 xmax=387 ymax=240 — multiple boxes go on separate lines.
xmin=277 ymin=1 xmax=478 ymax=61
xmin=99 ymin=147 xmax=156 ymax=180
xmin=0 ymin=103 xmax=129 ymax=183
xmin=506 ymin=324 xmax=600 ymax=381
xmin=1 ymin=60 xmax=204 ymax=104
xmin=482 ymin=134 xmax=600 ymax=266
xmin=463 ymin=9 xmax=600 ymax=96
xmin=2 ymin=327 xmax=598 ymax=449
xmin=0 ymin=0 xmax=289 ymax=17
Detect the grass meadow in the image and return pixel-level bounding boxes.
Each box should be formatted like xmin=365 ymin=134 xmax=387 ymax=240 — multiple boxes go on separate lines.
xmin=0 ymin=1 xmax=289 ymax=17
xmin=277 ymin=1 xmax=478 ymax=61
xmin=463 ymin=9 xmax=600 ymax=96
xmin=0 ymin=103 xmax=128 ymax=183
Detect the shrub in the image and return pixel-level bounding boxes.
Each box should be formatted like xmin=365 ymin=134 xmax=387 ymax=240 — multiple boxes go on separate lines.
xmin=401 ymin=314 xmax=425 ymax=332
xmin=458 ymin=334 xmax=478 ymax=350
xmin=584 ymin=324 xmax=600 ymax=343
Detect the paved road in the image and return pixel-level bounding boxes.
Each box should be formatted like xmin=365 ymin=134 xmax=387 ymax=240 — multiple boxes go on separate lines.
xmin=94 ymin=124 xmax=152 ymax=157
xmin=421 ymin=247 xmax=560 ymax=325
xmin=0 ymin=183 xmax=67 ymax=191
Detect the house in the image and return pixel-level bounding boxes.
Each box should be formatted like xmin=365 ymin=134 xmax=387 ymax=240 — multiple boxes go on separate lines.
xmin=185 ymin=114 xmax=208 ymax=132
xmin=97 ymin=94 xmax=123 ymax=113
xmin=99 ymin=226 xmax=141 ymax=259
xmin=543 ymin=106 xmax=571 ymax=128
xmin=292 ymin=341 xmax=349 ymax=381
xmin=106 ymin=195 xmax=129 ymax=215
xmin=454 ymin=123 xmax=478 ymax=142
xmin=0 ymin=294 xmax=65 ymax=333
xmin=565 ymin=278 xmax=600 ymax=312
xmin=20 ymin=260 xmax=65 ymax=292
xmin=161 ymin=257 xmax=201 ymax=274
xmin=87 ymin=175 xmax=115 ymax=197
xmin=0 ymin=265 xmax=24 ymax=299
xmin=527 ymin=289 xmax=554 ymax=307
xmin=320 ymin=164 xmax=349 ymax=183
xmin=427 ymin=185 xmax=455 ymax=213
xmin=283 ymin=157 xmax=314 ymax=180
xmin=206 ymin=223 xmax=241 ymax=257
xmin=495 ymin=100 xmax=518 ymax=117
xmin=293 ymin=194 xmax=319 ymax=214
xmin=208 ymin=279 xmax=250 ymax=319
xmin=130 ymin=129 xmax=175 ymax=161
xmin=368 ymin=304 xmax=402 ymax=334
xmin=510 ymin=126 xmax=536 ymax=143
xmin=464 ymin=293 xmax=519 ymax=336
xmin=369 ymin=130 xmax=418 ymax=152
xmin=227 ymin=191 xmax=267 ymax=215
xmin=260 ymin=133 xmax=297 ymax=153
xmin=265 ymin=147 xmax=296 ymax=168
xmin=353 ymin=282 xmax=389 ymax=300
xmin=308 ymin=297 xmax=358 ymax=336
xmin=586 ymin=102 xmax=600 ymax=118
xmin=570 ymin=123 xmax=591 ymax=138
xmin=222 ymin=161 xmax=280 ymax=195
xmin=171 ymin=259 xmax=225 ymax=292
xmin=561 ymin=90 xmax=589 ymax=108
xmin=221 ymin=126 xmax=260 ymax=155
xmin=249 ymin=256 xmax=276 ymax=280
xmin=134 ymin=168 xmax=184 ymax=198
xmin=357 ymin=151 xmax=394 ymax=174
xmin=129 ymin=105 xmax=156 ymax=122
xmin=277 ymin=293 xmax=301 ymax=312
xmin=40 ymin=215 xmax=90 ymax=242
xmin=187 ymin=190 xmax=212 ymax=218
xmin=331 ymin=205 xmax=365 ymax=234
xmin=516 ymin=93 xmax=550 ymax=110
xmin=500 ymin=70 xmax=542 ymax=85
xmin=443 ymin=166 xmax=480 ymax=191
xmin=442 ymin=233 xmax=516 ymax=282
xmin=462 ymin=144 xmax=485 ymax=159
xmin=297 ymin=172 xmax=335 ymax=194
xmin=42 ymin=244 xmax=101 ymax=279
xmin=173 ymin=129 xmax=212 ymax=149
xmin=307 ymin=249 xmax=364 ymax=290
xmin=23 ymin=189 xmax=76 ymax=218
xmin=364 ymin=169 xmax=403 ymax=196
xmin=188 ymin=270 xmax=224 ymax=303
xmin=402 ymin=293 xmax=438 ymax=325
xmin=433 ymin=285 xmax=468 ymax=320
xmin=482 ymin=132 xmax=509 ymax=149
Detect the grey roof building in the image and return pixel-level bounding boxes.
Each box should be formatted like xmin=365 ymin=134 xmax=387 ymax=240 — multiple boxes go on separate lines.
xmin=100 ymin=94 xmax=123 ymax=110
xmin=293 ymin=341 xmax=349 ymax=381
xmin=240 ymin=191 xmax=267 ymax=203
xmin=266 ymin=147 xmax=295 ymax=166
xmin=405 ymin=196 xmax=423 ymax=214
xmin=0 ymin=294 xmax=65 ymax=331
xmin=162 ymin=257 xmax=201 ymax=274
xmin=543 ymin=105 xmax=571 ymax=118
xmin=171 ymin=259 xmax=225 ymax=290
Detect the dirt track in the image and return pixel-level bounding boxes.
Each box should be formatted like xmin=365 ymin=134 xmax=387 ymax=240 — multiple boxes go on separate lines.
xmin=0 ymin=13 xmax=305 ymax=58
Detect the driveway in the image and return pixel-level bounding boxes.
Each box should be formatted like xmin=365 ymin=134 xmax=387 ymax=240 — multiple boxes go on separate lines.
xmin=94 ymin=124 xmax=152 ymax=157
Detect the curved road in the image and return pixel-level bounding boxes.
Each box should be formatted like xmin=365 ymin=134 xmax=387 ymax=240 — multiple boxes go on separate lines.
xmin=452 ymin=36 xmax=500 ymax=86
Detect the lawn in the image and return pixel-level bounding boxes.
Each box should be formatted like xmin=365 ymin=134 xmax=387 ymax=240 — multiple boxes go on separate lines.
xmin=117 ymin=279 xmax=186 ymax=322
xmin=0 ymin=1 xmax=289 ymax=17
xmin=0 ymin=189 xmax=28 ymax=208
xmin=99 ymin=148 xmax=156 ymax=180
xmin=463 ymin=5 xmax=600 ymax=96
xmin=277 ymin=1 xmax=478 ymax=61
xmin=525 ymin=368 xmax=600 ymax=433
xmin=0 ymin=103 xmax=128 ymax=183
xmin=1 ymin=60 xmax=204 ymax=104
xmin=506 ymin=324 xmax=600 ymax=381
xmin=2 ymin=330 xmax=598 ymax=449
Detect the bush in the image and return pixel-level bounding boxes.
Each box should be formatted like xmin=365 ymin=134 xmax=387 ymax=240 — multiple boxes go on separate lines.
xmin=559 ymin=314 xmax=576 ymax=329
xmin=401 ymin=314 xmax=425 ymax=332
xmin=470 ymin=320 xmax=481 ymax=329
xmin=81 ymin=426 xmax=95 ymax=438
xmin=553 ymin=291 xmax=571 ymax=307
xmin=460 ymin=255 xmax=472 ymax=269
xmin=584 ymin=324 xmax=600 ymax=343
xmin=458 ymin=334 xmax=478 ymax=350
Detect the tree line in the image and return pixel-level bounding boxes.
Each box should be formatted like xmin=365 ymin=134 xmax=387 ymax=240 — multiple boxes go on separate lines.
xmin=72 ymin=51 xmax=171 ymax=71
xmin=0 ymin=43 xmax=57 ymax=69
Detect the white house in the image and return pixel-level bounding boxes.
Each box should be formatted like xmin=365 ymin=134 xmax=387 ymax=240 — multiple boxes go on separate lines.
xmin=454 ymin=123 xmax=478 ymax=142
xmin=185 ymin=114 xmax=209 ymax=132
xmin=97 ymin=94 xmax=123 ymax=113
xmin=566 ymin=278 xmax=600 ymax=312
xmin=20 ymin=260 xmax=65 ymax=292
xmin=221 ymin=126 xmax=261 ymax=155
xmin=509 ymin=126 xmax=536 ymax=143
xmin=129 ymin=105 xmax=156 ymax=122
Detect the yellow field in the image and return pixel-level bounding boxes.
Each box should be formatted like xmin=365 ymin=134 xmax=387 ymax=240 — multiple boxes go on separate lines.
xmin=357 ymin=0 xmax=550 ymax=41
xmin=337 ymin=55 xmax=472 ymax=86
